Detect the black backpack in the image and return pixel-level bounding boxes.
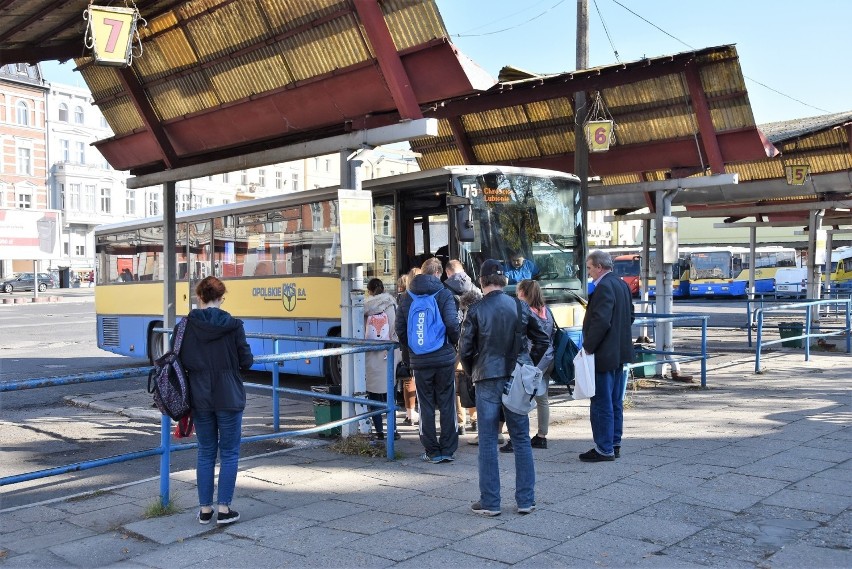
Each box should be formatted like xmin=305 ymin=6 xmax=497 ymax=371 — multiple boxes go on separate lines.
xmin=147 ymin=319 xmax=191 ymax=420
xmin=551 ymin=320 xmax=579 ymax=389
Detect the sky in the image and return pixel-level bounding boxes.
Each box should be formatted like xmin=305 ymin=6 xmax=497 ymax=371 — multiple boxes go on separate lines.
xmin=41 ymin=0 xmax=850 ymax=126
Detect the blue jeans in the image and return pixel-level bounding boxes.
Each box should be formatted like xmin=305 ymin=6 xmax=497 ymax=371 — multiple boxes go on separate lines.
xmin=589 ymin=369 xmax=626 ymax=456
xmin=475 ymin=379 xmax=535 ymax=510
xmin=193 ymin=410 xmax=243 ymax=507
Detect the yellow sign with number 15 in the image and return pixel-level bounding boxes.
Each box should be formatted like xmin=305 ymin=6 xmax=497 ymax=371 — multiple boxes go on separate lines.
xmin=89 ymin=6 xmax=137 ymax=66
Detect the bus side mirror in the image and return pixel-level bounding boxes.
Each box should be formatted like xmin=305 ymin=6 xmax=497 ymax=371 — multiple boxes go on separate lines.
xmin=447 ymin=195 xmax=474 ymax=242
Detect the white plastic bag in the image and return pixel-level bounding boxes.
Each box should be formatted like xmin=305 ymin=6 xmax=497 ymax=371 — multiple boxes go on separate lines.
xmin=572 ymin=349 xmax=596 ymax=399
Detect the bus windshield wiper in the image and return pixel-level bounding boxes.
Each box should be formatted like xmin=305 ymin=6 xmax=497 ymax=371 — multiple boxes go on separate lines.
xmin=537 ymin=234 xmax=571 ymax=253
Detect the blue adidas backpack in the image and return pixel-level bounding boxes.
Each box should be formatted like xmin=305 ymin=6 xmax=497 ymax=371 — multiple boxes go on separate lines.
xmin=406 ymin=290 xmax=446 ymax=355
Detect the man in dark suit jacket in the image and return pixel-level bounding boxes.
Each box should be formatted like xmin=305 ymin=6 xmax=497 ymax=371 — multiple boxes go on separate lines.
xmin=580 ymin=249 xmax=635 ymax=462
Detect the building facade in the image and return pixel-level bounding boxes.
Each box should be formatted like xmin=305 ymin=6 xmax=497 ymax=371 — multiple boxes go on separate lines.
xmin=0 ymin=63 xmax=50 ymax=276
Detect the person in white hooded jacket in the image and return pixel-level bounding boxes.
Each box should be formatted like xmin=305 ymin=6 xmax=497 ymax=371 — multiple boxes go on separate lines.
xmin=364 ymin=278 xmax=400 ymax=440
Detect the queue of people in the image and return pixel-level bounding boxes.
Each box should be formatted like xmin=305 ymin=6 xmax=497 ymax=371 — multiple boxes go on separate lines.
xmin=176 ymin=250 xmax=636 ymax=524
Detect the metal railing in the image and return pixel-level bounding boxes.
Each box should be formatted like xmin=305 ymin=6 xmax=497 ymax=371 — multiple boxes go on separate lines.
xmin=753 ymin=299 xmax=852 ymax=373
xmin=0 ymin=334 xmax=397 ymax=507
xmin=625 ymin=313 xmax=709 ymax=390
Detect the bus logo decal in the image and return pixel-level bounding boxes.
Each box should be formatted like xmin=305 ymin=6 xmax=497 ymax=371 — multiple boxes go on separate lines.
xmin=283 ymin=283 xmax=298 ymax=311
xmin=251 ymin=282 xmax=307 ymax=311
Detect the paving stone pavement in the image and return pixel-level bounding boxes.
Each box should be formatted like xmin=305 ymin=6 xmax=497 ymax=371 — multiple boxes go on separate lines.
xmin=1 ymin=337 xmax=850 ymax=568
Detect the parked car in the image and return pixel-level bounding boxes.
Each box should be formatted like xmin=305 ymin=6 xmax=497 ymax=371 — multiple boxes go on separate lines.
xmin=0 ymin=272 xmax=55 ymax=293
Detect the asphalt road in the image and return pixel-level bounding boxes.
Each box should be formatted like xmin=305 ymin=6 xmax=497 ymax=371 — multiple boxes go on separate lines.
xmin=0 ymin=294 xmax=314 ymax=510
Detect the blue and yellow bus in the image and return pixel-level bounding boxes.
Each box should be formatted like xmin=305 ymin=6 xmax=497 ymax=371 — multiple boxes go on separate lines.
xmin=646 ymin=250 xmax=692 ymax=298
xmin=95 ymin=166 xmax=585 ymax=384
xmin=688 ymin=246 xmax=798 ymax=297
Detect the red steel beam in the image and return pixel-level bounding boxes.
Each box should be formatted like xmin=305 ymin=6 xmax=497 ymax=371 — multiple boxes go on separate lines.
xmin=684 ymin=62 xmax=725 ymax=174
xmin=352 ymin=0 xmax=422 ymax=120
xmin=116 ymin=67 xmax=176 ymax=169
xmin=447 ymin=116 xmax=477 ymax=164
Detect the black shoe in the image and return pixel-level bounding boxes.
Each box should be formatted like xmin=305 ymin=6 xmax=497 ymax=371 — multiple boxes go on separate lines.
xmin=499 ymin=440 xmax=514 ymax=453
xmin=530 ymin=435 xmax=547 ymax=449
xmin=614 ymin=445 xmax=621 ymax=458
xmin=457 ymin=425 xmax=466 ymax=436
xmin=402 ymin=417 xmax=413 ymax=427
xmin=394 ymin=431 xmax=401 ymax=440
xmin=469 ymin=420 xmax=477 ymax=432
xmin=375 ymin=432 xmax=385 ymax=440
xmin=197 ymin=509 xmax=214 ymax=525
xmin=579 ymin=448 xmax=615 ymax=462
xmin=216 ymin=509 xmax=240 ymax=525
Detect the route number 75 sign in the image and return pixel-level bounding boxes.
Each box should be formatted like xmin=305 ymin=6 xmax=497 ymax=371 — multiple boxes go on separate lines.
xmin=87 ymin=6 xmax=139 ymax=66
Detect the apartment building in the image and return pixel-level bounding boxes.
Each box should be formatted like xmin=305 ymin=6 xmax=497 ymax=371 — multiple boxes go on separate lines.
xmin=0 ymin=63 xmax=50 ymax=277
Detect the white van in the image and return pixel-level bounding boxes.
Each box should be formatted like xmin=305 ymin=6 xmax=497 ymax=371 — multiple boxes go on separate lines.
xmin=775 ymin=268 xmax=807 ymax=298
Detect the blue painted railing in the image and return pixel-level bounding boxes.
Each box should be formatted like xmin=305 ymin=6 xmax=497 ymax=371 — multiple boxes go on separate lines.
xmin=753 ymin=299 xmax=851 ymax=373
xmin=0 ymin=333 xmax=397 ymax=508
xmin=625 ymin=313 xmax=709 ymax=390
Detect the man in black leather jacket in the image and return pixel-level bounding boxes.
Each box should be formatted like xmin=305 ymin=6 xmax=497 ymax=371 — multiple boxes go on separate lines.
xmin=459 ymin=259 xmax=549 ymax=516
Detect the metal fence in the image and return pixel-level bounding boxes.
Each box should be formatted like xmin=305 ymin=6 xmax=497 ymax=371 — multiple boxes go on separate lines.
xmin=0 ymin=334 xmax=397 ymax=507
xmin=627 ymin=313 xmax=709 ymax=389
xmin=753 ymin=299 xmax=852 ymax=373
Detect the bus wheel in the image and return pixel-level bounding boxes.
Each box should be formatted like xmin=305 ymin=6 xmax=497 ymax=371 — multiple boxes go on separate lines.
xmin=324 ymin=332 xmax=342 ymax=386
xmin=147 ymin=323 xmax=165 ymax=365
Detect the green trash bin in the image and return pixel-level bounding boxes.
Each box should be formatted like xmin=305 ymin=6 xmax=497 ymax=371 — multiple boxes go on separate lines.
xmin=778 ymin=322 xmax=804 ymax=348
xmin=633 ymin=346 xmax=656 ymax=378
xmin=311 ymin=385 xmax=342 ymax=437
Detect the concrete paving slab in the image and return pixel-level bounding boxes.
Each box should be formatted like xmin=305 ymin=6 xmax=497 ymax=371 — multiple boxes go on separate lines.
xmin=762 ymin=488 xmax=852 ymax=515
xmin=446 ymin=527 xmax=558 ymax=564
xmin=47 ymin=530 xmax=158 ymax=567
xmin=548 ymin=529 xmax=665 ymax=565
xmin=396 ymin=547 xmax=510 ymax=568
xmin=595 ymin=512 xmax=702 ymax=546
xmin=765 ymin=543 xmax=852 ymax=568
xmin=347 ymin=527 xmax=449 ymax=562
xmin=320 ymin=510 xmax=420 ymax=535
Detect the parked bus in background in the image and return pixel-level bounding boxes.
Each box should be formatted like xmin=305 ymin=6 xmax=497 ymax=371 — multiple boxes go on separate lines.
xmin=612 ymin=254 xmax=641 ymax=296
xmin=688 ymin=246 xmax=798 ymax=297
xmin=95 ymin=166 xmax=585 ymax=384
xmin=646 ymin=250 xmax=692 ymax=299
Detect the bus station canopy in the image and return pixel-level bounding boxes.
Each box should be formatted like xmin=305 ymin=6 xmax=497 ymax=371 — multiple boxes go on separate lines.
xmin=1 ymin=0 xmax=849 ymax=225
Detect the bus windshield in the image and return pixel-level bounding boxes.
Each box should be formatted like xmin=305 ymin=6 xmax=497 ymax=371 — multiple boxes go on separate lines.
xmin=457 ymin=171 xmax=583 ymax=301
xmin=691 ymin=252 xmax=733 ymax=279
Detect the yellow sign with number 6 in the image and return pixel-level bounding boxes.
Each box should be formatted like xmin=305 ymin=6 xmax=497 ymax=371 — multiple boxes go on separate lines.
xmin=89 ymin=6 xmax=137 ymax=67
xmin=585 ymin=120 xmax=614 ymax=152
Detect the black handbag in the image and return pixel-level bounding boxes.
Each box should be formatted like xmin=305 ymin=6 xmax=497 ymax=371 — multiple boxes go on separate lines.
xmin=456 ymin=369 xmax=476 ymax=408
xmin=395 ymin=361 xmax=411 ymax=380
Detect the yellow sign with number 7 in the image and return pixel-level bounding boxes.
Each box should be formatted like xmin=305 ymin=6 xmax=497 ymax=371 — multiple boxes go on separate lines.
xmin=89 ymin=6 xmax=137 ymax=67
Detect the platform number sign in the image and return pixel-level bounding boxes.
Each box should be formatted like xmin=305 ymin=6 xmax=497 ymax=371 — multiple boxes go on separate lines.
xmin=585 ymin=120 xmax=614 ymax=152
xmin=785 ymin=165 xmax=809 ymax=186
xmin=87 ymin=6 xmax=138 ymax=67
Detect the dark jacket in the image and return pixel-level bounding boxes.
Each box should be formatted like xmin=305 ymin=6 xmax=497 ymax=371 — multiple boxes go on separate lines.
xmin=395 ymin=273 xmax=460 ymax=370
xmin=582 ymin=271 xmax=634 ymax=371
xmin=179 ymin=307 xmax=254 ymax=412
xmin=459 ymin=289 xmax=549 ymax=383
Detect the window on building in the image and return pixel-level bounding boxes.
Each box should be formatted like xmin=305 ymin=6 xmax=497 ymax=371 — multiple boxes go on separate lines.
xmin=59 ymin=183 xmax=65 ymax=209
xmin=75 ymin=245 xmax=85 ymax=256
xmin=383 ymin=213 xmax=391 ymax=236
xmin=205 ymin=197 xmax=214 ymax=207
xmin=292 ymin=172 xmax=299 ymax=192
xmin=148 ymin=192 xmax=160 ymax=216
xmin=74 ymin=106 xmax=84 ymax=124
xmin=61 ymin=139 xmax=70 ymax=162
xmin=99 ymin=116 xmax=108 ymax=128
xmin=192 ymin=194 xmax=202 ymax=209
xmin=314 ymin=157 xmax=319 ymax=170
xmin=58 ymin=103 xmax=69 ymax=122
xmin=179 ymin=192 xmax=190 ymax=212
xmin=126 ymin=189 xmax=135 ymax=215
xmin=84 ymin=185 xmax=95 ymax=211
xmin=69 ymin=183 xmax=81 ymax=211
xmin=75 ymin=141 xmax=85 ymax=164
xmin=241 ymin=170 xmax=248 ymax=185
xmin=383 ymin=249 xmax=391 ymax=274
xmin=17 ymin=147 xmax=32 ymax=175
xmin=325 ymin=158 xmax=330 ymax=172
xmin=100 ymin=188 xmax=111 ymax=213
xmin=16 ymin=191 xmax=32 ymax=209
xmin=275 ymin=171 xmax=283 ymax=190
xmin=310 ymin=202 xmax=322 ymax=228
xmin=16 ymin=101 xmax=29 ymax=125
xmin=259 ymin=169 xmax=266 ymax=187
xmin=223 ymin=172 xmax=229 ymax=183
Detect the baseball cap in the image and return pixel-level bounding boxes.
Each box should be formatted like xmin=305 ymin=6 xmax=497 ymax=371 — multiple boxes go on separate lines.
xmin=480 ymin=259 xmax=504 ymax=277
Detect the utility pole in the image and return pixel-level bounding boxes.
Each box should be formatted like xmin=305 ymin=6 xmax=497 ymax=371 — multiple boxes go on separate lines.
xmin=575 ymin=0 xmax=589 ymax=264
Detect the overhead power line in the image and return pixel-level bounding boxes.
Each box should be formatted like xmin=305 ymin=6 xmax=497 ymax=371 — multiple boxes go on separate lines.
xmin=453 ymin=0 xmax=569 ymax=38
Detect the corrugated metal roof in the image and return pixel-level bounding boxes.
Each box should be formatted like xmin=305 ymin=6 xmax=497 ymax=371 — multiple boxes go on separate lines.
xmin=411 ymin=45 xmax=774 ymax=181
